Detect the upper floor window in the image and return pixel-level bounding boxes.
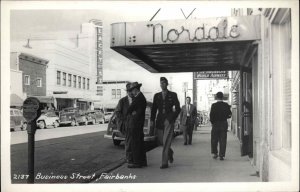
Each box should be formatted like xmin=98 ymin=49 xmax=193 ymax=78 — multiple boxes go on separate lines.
xmin=62 ymin=72 xmax=66 ymax=86
xmin=36 ymin=78 xmax=42 ymax=87
xmin=112 ymin=89 xmax=116 ymax=99
xmin=24 ymin=75 xmax=30 ymax=85
xmin=68 ymin=74 xmax=72 ymax=87
xmin=87 ymin=78 xmax=90 ymax=90
xmin=57 ymin=71 xmax=61 ymax=85
xmin=78 ymin=76 xmax=81 ymax=88
xmin=73 ymin=75 xmax=77 ymax=88
xmin=83 ymin=78 xmax=86 ymax=89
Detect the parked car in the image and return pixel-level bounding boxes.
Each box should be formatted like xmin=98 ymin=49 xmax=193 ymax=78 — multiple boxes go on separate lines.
xmin=104 ymin=102 xmax=155 ymax=146
xmin=36 ymin=110 xmax=60 ymax=129
xmin=85 ymin=110 xmax=105 ymax=124
xmin=10 ymin=108 xmax=27 ymax=131
xmin=103 ymin=108 xmax=115 ymax=123
xmin=59 ymin=107 xmax=87 ymax=126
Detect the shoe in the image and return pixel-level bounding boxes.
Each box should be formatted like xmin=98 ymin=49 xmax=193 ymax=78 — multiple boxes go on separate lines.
xmin=160 ymin=165 xmax=168 ymax=169
xmin=127 ymin=164 xmax=142 ymax=168
xmin=213 ymin=154 xmax=218 ymax=159
xmin=188 ymin=143 xmax=192 ymax=145
xmin=184 ymin=142 xmax=187 ymax=145
xmin=220 ymin=157 xmax=224 ymax=161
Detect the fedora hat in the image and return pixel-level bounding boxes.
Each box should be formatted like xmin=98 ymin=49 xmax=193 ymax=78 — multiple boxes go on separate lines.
xmin=128 ymin=82 xmax=142 ymax=91
xmin=126 ymin=82 xmax=132 ymax=91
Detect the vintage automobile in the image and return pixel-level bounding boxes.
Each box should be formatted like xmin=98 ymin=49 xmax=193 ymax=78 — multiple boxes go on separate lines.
xmin=104 ymin=102 xmax=155 ymax=146
xmin=85 ymin=110 xmax=105 ymax=124
xmin=10 ymin=108 xmax=27 ymax=131
xmin=59 ymin=107 xmax=88 ymax=126
xmin=103 ymin=108 xmax=115 ymax=123
xmin=36 ymin=110 xmax=60 ymax=129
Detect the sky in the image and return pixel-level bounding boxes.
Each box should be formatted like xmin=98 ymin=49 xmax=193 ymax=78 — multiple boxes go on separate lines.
xmin=10 ymin=2 xmax=232 ymax=103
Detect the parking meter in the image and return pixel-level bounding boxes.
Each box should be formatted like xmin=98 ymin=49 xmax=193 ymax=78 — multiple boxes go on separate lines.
xmin=23 ymin=97 xmax=42 ymax=183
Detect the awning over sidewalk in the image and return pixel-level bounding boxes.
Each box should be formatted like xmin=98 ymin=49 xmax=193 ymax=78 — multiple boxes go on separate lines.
xmin=10 ymin=94 xmax=23 ymax=107
xmin=111 ymin=15 xmax=261 ymax=73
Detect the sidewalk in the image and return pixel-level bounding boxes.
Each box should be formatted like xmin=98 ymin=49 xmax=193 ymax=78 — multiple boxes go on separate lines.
xmin=94 ymin=125 xmax=260 ymax=183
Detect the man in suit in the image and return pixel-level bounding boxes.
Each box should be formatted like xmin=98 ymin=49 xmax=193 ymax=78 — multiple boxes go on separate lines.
xmin=150 ymin=77 xmax=181 ymax=169
xmin=126 ymin=82 xmax=147 ymax=168
xmin=210 ymin=92 xmax=232 ymax=160
xmin=179 ymin=96 xmax=197 ymax=145
xmin=115 ymin=82 xmax=133 ymax=164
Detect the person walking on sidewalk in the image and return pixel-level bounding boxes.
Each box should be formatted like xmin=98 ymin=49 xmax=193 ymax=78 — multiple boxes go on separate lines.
xmin=179 ymin=97 xmax=197 ymax=145
xmin=150 ymin=77 xmax=181 ymax=169
xmin=179 ymin=96 xmax=197 ymax=145
xmin=210 ymin=92 xmax=232 ymax=160
xmin=115 ymin=82 xmax=133 ymax=165
xmin=126 ymin=82 xmax=147 ymax=168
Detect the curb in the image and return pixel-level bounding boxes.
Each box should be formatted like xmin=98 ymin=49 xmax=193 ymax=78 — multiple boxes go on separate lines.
xmin=81 ymin=158 xmax=126 ymax=183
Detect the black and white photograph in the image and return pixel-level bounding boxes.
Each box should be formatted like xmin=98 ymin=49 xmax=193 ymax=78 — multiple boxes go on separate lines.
xmin=1 ymin=0 xmax=299 ymax=192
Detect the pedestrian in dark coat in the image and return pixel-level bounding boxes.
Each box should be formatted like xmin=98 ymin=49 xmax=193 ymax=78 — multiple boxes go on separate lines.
xmin=126 ymin=82 xmax=147 ymax=168
xmin=115 ymin=82 xmax=133 ymax=164
xmin=150 ymin=77 xmax=181 ymax=169
xmin=210 ymin=92 xmax=232 ymax=160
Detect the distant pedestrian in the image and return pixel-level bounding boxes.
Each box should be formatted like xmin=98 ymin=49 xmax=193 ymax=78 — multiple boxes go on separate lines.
xmin=210 ymin=92 xmax=232 ymax=160
xmin=115 ymin=82 xmax=133 ymax=165
xmin=179 ymin=96 xmax=197 ymax=145
xmin=150 ymin=77 xmax=181 ymax=169
xmin=126 ymin=82 xmax=147 ymax=168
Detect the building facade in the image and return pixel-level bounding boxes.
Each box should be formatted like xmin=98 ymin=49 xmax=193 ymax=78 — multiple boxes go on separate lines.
xmin=11 ymin=22 xmax=102 ymax=110
xmin=230 ymin=8 xmax=293 ymax=181
xmin=10 ymin=52 xmax=48 ymax=101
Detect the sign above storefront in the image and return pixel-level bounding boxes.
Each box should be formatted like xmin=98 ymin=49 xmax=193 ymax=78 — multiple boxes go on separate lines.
xmin=194 ymin=71 xmax=229 ymax=79
xmin=111 ymin=15 xmax=261 ymax=47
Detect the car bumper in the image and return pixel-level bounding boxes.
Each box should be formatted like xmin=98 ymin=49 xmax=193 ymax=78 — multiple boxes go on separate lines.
xmin=104 ymin=134 xmax=156 ymax=142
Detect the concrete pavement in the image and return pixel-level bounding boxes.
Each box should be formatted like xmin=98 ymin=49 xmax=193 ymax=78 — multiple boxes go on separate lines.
xmin=94 ymin=125 xmax=260 ymax=183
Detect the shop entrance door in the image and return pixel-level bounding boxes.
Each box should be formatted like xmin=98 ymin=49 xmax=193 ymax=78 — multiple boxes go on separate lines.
xmin=241 ymin=71 xmax=253 ymax=157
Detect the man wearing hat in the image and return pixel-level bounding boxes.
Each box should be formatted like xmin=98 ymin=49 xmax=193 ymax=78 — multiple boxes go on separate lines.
xmin=126 ymin=82 xmax=147 ymax=168
xmin=210 ymin=91 xmax=232 ymax=160
xmin=115 ymin=82 xmax=134 ymax=164
xmin=150 ymin=77 xmax=181 ymax=169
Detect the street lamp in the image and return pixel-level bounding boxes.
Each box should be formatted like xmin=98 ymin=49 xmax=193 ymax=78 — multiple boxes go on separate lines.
xmin=23 ymin=39 xmax=32 ymax=49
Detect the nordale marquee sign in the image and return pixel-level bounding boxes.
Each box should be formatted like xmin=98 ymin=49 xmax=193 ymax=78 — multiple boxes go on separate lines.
xmin=111 ymin=15 xmax=261 ymax=46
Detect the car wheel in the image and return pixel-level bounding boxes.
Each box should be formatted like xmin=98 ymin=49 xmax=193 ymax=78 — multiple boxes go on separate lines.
xmin=71 ymin=120 xmax=76 ymax=126
xmin=113 ymin=139 xmax=121 ymax=146
xmin=38 ymin=121 xmax=46 ymax=129
xmin=53 ymin=121 xmax=59 ymax=128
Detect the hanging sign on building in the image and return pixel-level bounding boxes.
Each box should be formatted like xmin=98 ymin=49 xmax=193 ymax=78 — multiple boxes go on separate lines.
xmin=111 ymin=15 xmax=261 ymax=46
xmin=194 ymin=71 xmax=228 ymax=79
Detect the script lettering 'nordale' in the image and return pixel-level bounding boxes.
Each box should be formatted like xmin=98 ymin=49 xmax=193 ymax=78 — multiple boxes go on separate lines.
xmin=147 ymin=19 xmax=240 ymax=43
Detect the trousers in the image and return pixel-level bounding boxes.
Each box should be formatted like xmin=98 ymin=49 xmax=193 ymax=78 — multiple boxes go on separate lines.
xmin=183 ymin=116 xmax=194 ymax=144
xmin=211 ymin=121 xmax=228 ymax=157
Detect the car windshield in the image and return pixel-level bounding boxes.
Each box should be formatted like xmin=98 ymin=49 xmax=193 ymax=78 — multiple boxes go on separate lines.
xmin=45 ymin=111 xmax=57 ymax=117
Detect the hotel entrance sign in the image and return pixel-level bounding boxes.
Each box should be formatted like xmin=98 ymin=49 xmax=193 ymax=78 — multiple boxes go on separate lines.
xmin=111 ymin=15 xmax=261 ymax=47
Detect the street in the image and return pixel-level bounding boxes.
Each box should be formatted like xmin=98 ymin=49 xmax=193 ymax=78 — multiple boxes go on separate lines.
xmin=11 ymin=124 xmax=132 ymax=183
